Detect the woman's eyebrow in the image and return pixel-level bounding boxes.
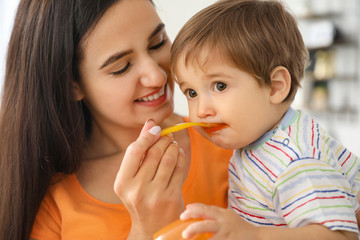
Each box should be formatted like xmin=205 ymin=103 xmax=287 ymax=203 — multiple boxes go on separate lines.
xmin=99 ymin=23 xmax=165 ymax=70
xmin=99 ymin=50 xmax=133 ymax=70
xmin=149 ymin=23 xmax=165 ymax=40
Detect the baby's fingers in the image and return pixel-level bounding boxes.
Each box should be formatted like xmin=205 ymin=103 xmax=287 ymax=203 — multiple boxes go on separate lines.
xmin=182 ymin=220 xmax=218 ymax=240
xmin=180 ymin=203 xmax=220 ymax=221
xmin=180 ymin=204 xmax=223 ymax=240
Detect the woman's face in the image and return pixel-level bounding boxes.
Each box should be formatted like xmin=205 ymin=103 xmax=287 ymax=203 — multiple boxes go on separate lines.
xmin=77 ymin=0 xmax=173 ymax=131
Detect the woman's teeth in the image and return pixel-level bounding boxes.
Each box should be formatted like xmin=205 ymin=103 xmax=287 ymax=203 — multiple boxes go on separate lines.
xmin=138 ymin=86 xmax=165 ymax=102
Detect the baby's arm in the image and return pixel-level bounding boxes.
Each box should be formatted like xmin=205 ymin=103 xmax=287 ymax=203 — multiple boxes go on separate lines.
xmin=180 ymin=203 xmax=358 ymax=240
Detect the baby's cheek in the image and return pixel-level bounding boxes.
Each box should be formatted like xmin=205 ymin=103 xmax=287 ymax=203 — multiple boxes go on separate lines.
xmin=188 ymin=113 xmax=198 ymax=123
xmin=187 ymin=104 xmax=197 ymax=121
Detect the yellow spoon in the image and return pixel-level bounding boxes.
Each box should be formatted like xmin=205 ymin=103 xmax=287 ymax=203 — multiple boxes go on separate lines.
xmin=161 ymin=122 xmax=225 ymax=136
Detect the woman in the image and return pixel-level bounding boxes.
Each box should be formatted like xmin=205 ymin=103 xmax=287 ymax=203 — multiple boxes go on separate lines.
xmin=0 ymin=0 xmax=232 ymax=239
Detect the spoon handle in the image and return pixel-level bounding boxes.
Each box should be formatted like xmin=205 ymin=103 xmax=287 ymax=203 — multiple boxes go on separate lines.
xmin=160 ymin=122 xmax=217 ymax=136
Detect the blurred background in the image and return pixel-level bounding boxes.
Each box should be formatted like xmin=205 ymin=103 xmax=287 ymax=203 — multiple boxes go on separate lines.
xmin=1 ymin=0 xmax=359 ymax=155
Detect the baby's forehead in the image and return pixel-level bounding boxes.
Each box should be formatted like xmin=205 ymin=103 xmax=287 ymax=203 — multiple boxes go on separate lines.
xmin=174 ymin=45 xmax=234 ymax=72
xmin=174 ymin=50 xmax=246 ymax=85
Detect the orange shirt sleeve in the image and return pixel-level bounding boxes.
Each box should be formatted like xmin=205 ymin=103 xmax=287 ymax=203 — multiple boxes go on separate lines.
xmin=30 ymin=174 xmax=132 ymax=240
xmin=30 ymin=193 xmax=61 ymax=240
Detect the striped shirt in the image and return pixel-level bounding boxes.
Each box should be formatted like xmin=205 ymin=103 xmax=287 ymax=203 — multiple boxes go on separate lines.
xmin=229 ymin=107 xmax=360 ymax=233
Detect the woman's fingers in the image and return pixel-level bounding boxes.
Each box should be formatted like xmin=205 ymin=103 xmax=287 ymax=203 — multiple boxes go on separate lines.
xmin=140 ymin=118 xmax=157 ymax=135
xmin=114 ymin=120 xmax=189 ymax=236
xmin=167 ymin=147 xmax=188 ymax=189
xmin=114 ymin=119 xmax=161 ymax=187
xmin=136 ymin=135 xmax=175 ymax=181
xmin=151 ymin=141 xmax=180 ymax=186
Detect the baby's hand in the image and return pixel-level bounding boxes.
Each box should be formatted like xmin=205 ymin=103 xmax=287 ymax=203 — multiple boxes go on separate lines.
xmin=180 ymin=203 xmax=257 ymax=240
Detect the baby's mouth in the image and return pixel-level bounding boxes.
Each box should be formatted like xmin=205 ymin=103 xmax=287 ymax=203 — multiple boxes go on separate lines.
xmin=136 ymin=84 xmax=166 ymax=102
xmin=204 ymin=123 xmax=228 ymax=134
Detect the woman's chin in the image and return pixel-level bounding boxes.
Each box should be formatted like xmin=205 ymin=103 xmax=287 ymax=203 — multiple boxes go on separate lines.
xmin=153 ymin=105 xmax=174 ymax=124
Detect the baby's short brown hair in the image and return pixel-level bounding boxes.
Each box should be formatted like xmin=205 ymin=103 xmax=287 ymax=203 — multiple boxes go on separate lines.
xmin=171 ymin=0 xmax=309 ymax=102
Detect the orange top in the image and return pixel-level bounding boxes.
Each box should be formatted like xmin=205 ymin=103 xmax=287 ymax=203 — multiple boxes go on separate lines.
xmin=30 ymin=124 xmax=233 ymax=240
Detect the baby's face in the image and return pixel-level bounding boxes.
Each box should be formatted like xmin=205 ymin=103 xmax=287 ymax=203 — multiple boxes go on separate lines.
xmin=174 ymin=48 xmax=279 ymax=149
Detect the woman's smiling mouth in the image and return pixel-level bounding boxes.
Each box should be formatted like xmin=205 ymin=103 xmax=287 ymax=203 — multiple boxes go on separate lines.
xmin=134 ymin=84 xmax=169 ymax=108
xmin=136 ymin=84 xmax=166 ymax=102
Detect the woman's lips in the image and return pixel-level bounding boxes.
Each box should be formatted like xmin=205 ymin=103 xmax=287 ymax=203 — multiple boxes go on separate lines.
xmin=134 ymin=84 xmax=168 ymax=107
xmin=136 ymin=84 xmax=166 ymax=102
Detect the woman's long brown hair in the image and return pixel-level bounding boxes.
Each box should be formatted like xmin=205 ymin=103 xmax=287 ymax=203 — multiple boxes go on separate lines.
xmin=0 ymin=0 xmax=120 ymax=239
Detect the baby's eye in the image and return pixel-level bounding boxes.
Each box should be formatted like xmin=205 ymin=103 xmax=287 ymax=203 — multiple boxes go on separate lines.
xmin=213 ymin=82 xmax=227 ymax=92
xmin=185 ymin=89 xmax=197 ymax=98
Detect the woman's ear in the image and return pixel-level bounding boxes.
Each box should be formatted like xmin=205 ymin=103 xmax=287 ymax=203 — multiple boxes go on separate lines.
xmin=269 ymin=66 xmax=291 ymax=104
xmin=72 ymin=82 xmax=85 ymax=101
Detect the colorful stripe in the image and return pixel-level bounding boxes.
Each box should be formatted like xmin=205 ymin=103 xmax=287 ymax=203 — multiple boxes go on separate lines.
xmin=229 ymin=108 xmax=360 ymax=233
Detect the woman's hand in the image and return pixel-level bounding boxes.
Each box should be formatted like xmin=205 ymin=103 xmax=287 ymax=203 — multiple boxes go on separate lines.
xmin=114 ymin=119 xmax=189 ymax=240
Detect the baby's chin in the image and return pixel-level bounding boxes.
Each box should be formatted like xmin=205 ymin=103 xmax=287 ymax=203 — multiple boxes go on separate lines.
xmin=196 ymin=130 xmax=241 ymax=150
xmin=211 ymin=138 xmax=242 ymax=150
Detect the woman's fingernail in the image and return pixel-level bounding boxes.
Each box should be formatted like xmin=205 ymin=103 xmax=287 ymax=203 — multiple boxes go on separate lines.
xmin=149 ymin=126 xmax=161 ymax=135
xmin=145 ymin=118 xmax=155 ymax=125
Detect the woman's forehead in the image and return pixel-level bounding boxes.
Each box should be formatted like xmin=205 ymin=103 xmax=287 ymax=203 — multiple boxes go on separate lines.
xmin=80 ymin=0 xmax=162 ymax=69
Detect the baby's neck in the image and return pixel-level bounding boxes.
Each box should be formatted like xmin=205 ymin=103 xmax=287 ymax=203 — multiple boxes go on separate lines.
xmin=270 ymin=103 xmax=292 ymax=130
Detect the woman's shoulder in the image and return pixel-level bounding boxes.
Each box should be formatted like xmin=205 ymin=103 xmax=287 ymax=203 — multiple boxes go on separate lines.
xmin=30 ymin=173 xmax=75 ymax=239
xmin=45 ymin=173 xmax=78 ymax=200
xmin=40 ymin=172 xmax=125 ymax=218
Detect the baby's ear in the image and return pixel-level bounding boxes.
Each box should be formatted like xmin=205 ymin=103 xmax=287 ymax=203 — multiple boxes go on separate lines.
xmin=72 ymin=82 xmax=85 ymax=101
xmin=269 ymin=66 xmax=291 ymax=104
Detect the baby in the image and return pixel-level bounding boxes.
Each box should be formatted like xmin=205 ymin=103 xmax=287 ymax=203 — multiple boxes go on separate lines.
xmin=170 ymin=0 xmax=360 ymax=239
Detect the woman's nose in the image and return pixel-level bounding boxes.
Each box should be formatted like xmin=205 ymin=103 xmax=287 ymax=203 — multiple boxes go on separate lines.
xmin=139 ymin=56 xmax=167 ymax=87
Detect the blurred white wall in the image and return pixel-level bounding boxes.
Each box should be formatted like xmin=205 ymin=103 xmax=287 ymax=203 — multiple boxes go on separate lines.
xmin=0 ymin=0 xmax=20 ymax=97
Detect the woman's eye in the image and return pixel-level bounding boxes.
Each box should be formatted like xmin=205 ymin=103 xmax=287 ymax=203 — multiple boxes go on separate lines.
xmin=149 ymin=33 xmax=167 ymax=50
xmin=185 ymin=89 xmax=197 ymax=98
xmin=213 ymin=82 xmax=227 ymax=92
xmin=149 ymin=39 xmax=166 ymax=50
xmin=111 ymin=62 xmax=131 ymax=76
